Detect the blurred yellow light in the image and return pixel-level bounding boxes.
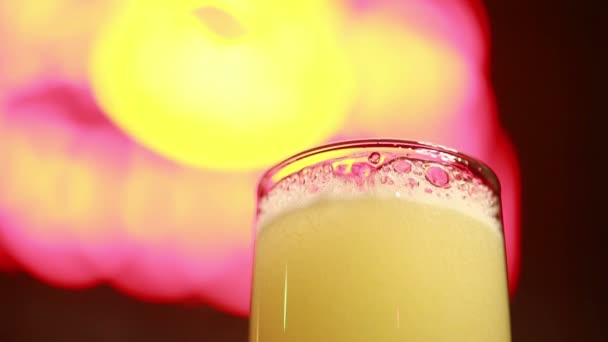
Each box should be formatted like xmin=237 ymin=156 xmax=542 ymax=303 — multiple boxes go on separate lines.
xmin=89 ymin=0 xmax=354 ymax=170
xmin=345 ymin=12 xmax=467 ymax=132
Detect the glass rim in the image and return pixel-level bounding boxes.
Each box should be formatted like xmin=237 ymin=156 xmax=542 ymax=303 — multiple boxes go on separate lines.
xmin=257 ymin=139 xmax=500 ymax=199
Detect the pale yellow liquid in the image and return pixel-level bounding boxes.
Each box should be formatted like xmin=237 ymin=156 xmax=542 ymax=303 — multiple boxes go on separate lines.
xmin=250 ymin=197 xmax=511 ymax=341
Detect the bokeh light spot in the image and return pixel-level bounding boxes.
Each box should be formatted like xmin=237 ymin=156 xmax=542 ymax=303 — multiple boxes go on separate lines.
xmin=89 ymin=0 xmax=354 ymax=170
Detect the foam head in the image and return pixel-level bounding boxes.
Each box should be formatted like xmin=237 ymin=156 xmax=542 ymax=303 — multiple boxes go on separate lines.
xmin=257 ymin=139 xmax=503 ymax=234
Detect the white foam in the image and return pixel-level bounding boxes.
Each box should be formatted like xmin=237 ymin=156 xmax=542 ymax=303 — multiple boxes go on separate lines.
xmin=257 ymin=160 xmax=502 ymax=234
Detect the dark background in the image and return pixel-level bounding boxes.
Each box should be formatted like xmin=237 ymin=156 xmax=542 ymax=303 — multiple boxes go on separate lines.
xmin=0 ymin=0 xmax=604 ymax=341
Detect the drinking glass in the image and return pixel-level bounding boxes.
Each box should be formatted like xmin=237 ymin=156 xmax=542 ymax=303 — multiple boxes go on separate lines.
xmin=250 ymin=139 xmax=511 ymax=341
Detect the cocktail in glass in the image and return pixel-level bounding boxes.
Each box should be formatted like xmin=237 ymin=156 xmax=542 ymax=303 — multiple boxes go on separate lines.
xmin=250 ymin=140 xmax=511 ymax=341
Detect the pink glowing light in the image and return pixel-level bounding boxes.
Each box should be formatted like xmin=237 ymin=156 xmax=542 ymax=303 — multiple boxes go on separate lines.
xmin=0 ymin=80 xmax=253 ymax=313
xmin=0 ymin=240 xmax=17 ymax=272
xmin=0 ymin=0 xmax=521 ymax=316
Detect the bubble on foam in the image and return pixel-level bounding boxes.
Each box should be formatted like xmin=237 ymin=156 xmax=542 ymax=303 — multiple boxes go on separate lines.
xmin=258 ymin=155 xmax=502 ymax=233
xmin=406 ymin=177 xmax=419 ymax=189
xmin=352 ymin=162 xmax=373 ymax=178
xmin=425 ymin=165 xmax=450 ymax=188
xmin=392 ymin=159 xmax=412 ymax=174
xmin=368 ymin=152 xmax=381 ymax=164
